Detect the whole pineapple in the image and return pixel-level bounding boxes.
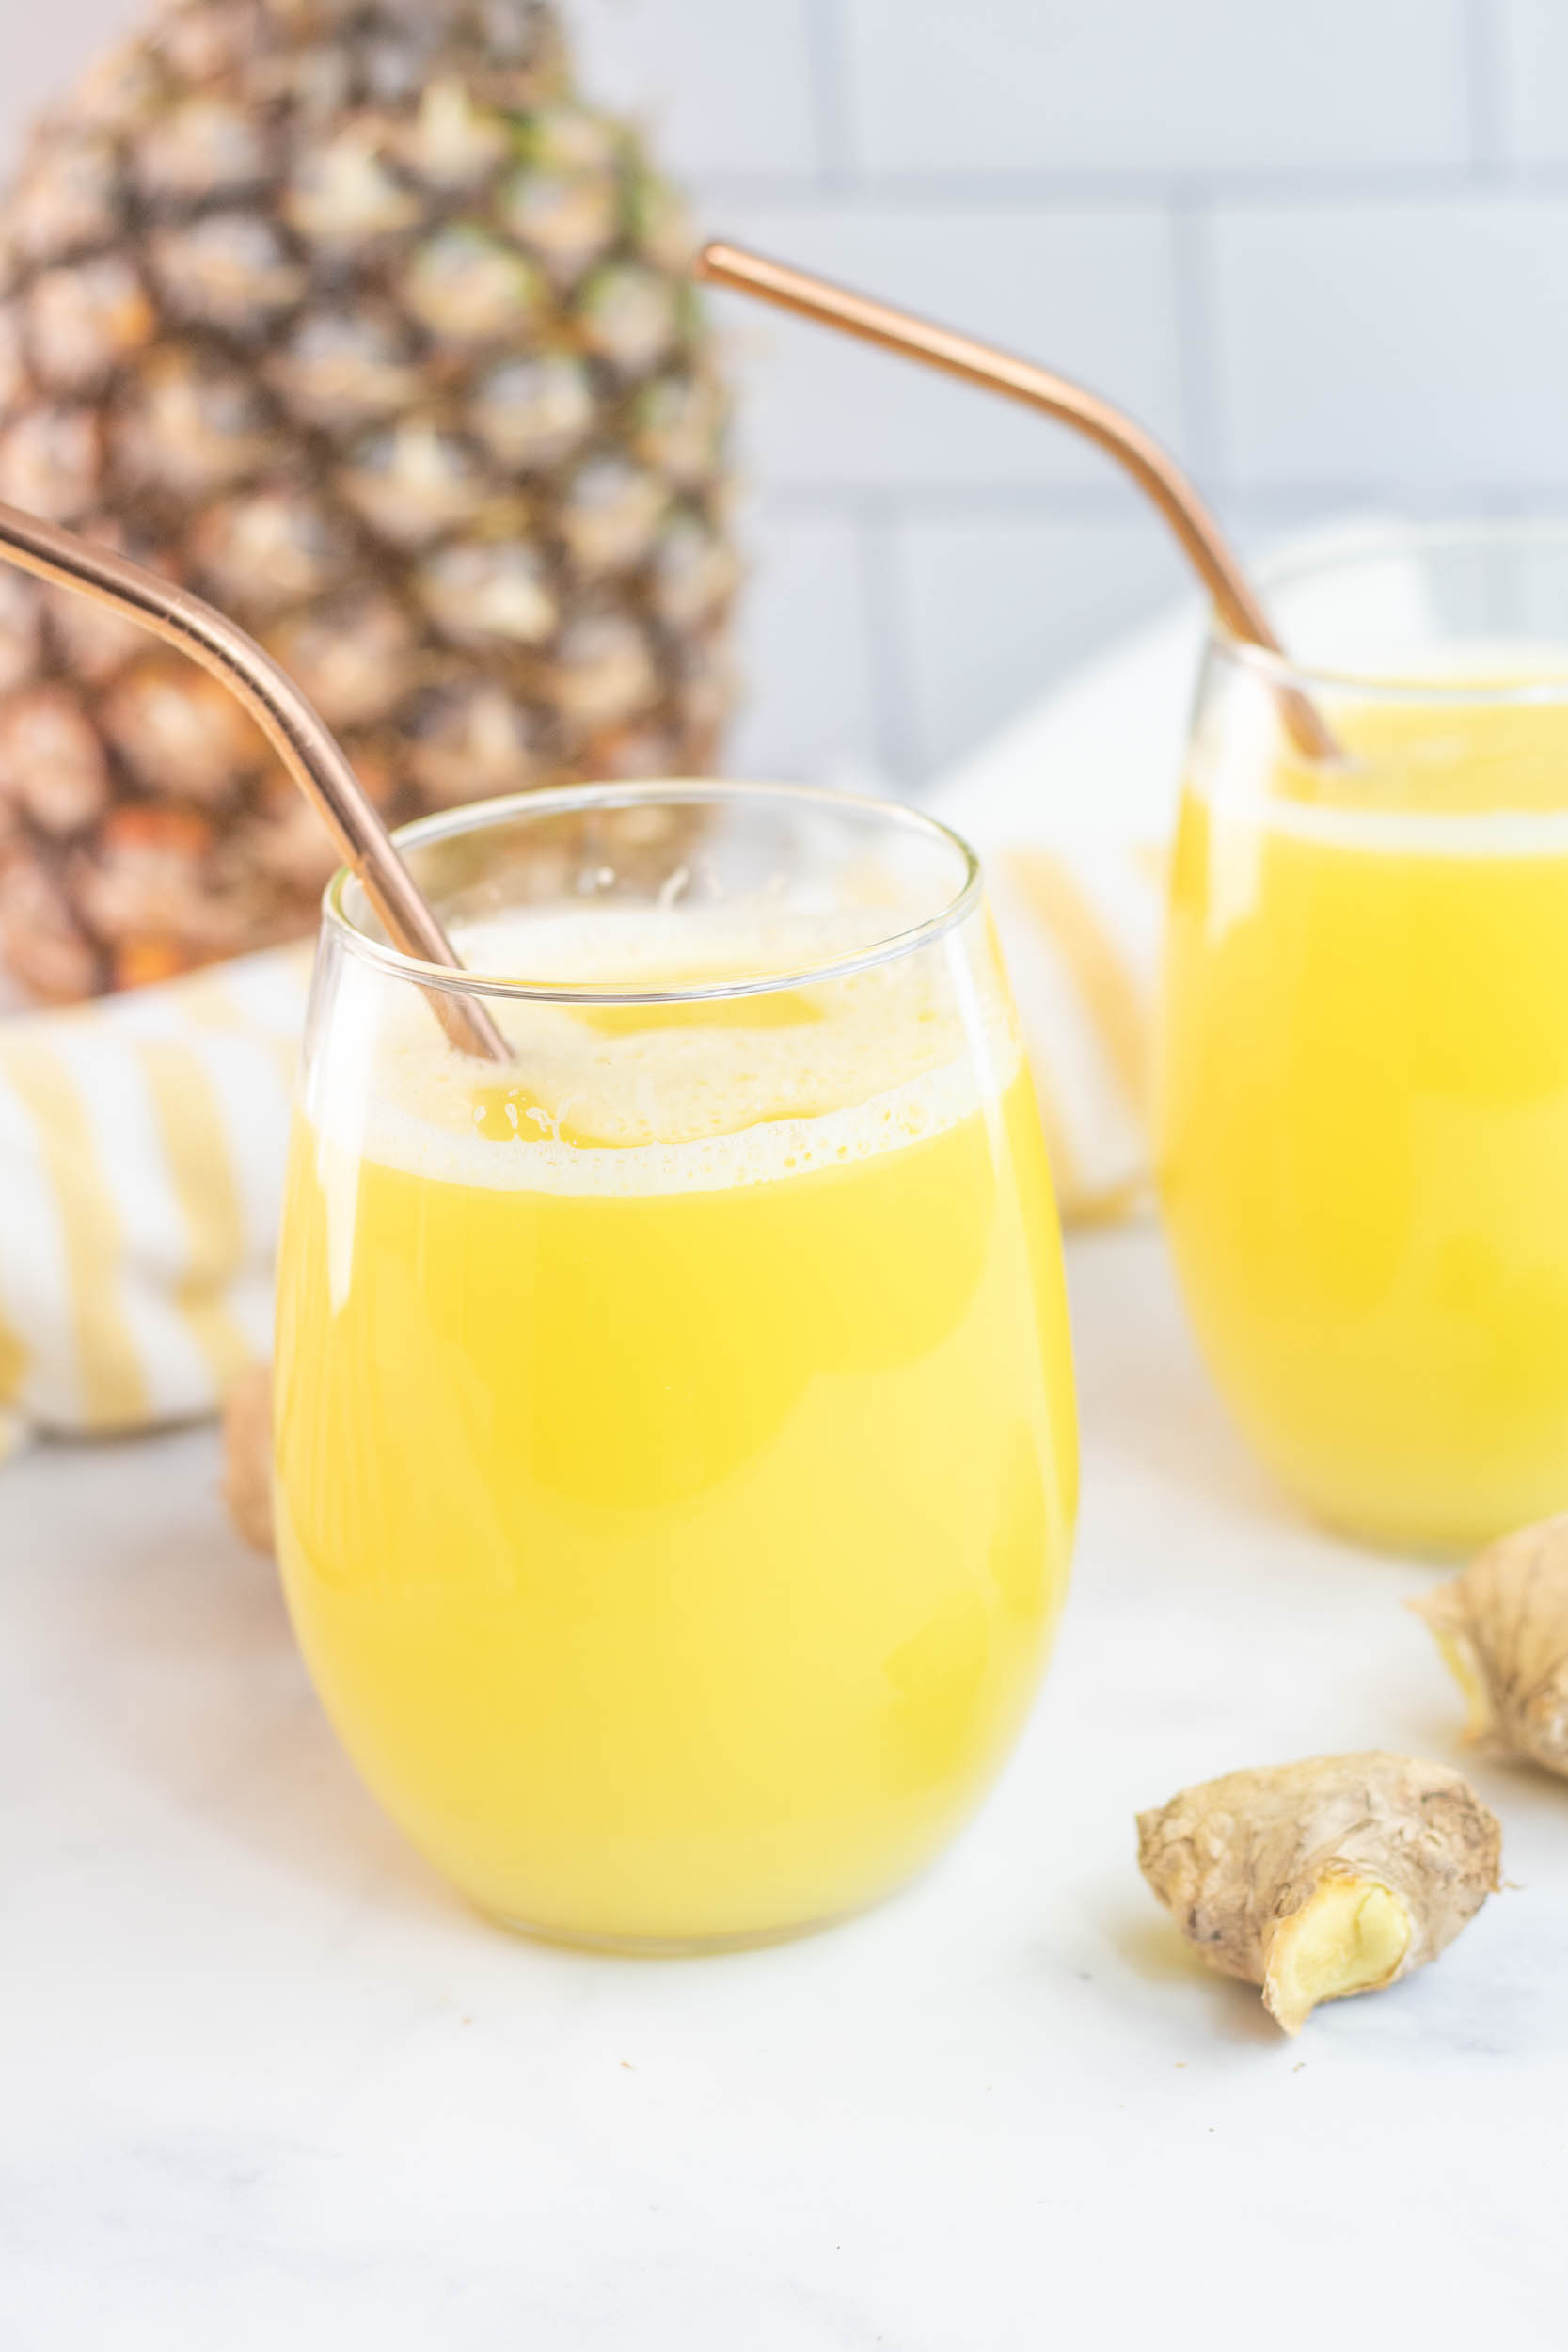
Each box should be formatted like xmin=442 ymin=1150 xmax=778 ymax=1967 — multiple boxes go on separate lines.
xmin=0 ymin=0 xmax=736 ymax=999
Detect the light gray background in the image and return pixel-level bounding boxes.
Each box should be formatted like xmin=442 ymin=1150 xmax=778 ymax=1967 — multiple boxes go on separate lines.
xmin=6 ymin=1 xmax=1565 ymax=784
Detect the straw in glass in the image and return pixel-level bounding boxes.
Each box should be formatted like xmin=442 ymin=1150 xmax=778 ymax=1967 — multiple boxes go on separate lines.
xmin=0 ymin=497 xmax=511 ymax=1062
xmin=697 ymin=240 xmax=1337 ymax=762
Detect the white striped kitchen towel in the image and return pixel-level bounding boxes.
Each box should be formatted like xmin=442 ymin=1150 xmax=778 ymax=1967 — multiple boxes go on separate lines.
xmin=990 ymin=838 xmax=1164 ymax=1222
xmin=0 ymin=943 xmax=309 ymax=1453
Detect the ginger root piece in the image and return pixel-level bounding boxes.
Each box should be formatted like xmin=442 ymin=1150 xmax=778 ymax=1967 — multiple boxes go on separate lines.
xmin=222 ymin=1361 xmax=275 ymax=1555
xmin=1136 ymin=1753 xmax=1500 ymax=2035
xmin=1415 ymin=1515 xmax=1568 ymax=1774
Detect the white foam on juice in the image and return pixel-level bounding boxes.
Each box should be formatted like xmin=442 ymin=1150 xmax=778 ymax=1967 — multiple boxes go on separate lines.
xmin=320 ymin=902 xmax=1019 ymax=1198
xmin=449 ymin=898 xmax=915 ymax=986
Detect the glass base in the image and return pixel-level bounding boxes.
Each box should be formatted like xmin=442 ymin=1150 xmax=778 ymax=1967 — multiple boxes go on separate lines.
xmin=487 ymin=1902 xmax=869 ymax=1958
xmin=1283 ymin=1473 xmax=1529 ymax=1560
xmin=484 ymin=1857 xmax=945 ymax=1955
xmin=1308 ymin=1505 xmax=1475 ymax=1563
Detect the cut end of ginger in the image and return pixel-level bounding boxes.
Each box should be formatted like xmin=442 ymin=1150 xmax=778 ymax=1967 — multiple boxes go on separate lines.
xmin=1262 ymin=1874 xmax=1412 ymax=2037
xmin=1137 ymin=1752 xmax=1500 ymax=2037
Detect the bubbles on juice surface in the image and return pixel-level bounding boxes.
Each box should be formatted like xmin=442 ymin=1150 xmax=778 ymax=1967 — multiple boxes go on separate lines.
xmin=325 ymin=902 xmax=1018 ymax=1196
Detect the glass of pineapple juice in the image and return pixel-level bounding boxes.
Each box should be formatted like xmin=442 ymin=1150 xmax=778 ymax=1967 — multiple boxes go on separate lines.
xmin=274 ymin=782 xmax=1078 ymax=1950
xmin=1159 ymin=521 xmax=1568 ymax=1554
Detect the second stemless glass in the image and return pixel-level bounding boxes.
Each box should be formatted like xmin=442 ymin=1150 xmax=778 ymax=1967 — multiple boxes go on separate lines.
xmin=1159 ymin=522 xmax=1568 ymax=1554
xmin=274 ymin=783 xmax=1077 ymax=1950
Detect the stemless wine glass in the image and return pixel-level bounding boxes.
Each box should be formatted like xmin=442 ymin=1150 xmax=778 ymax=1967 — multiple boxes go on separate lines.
xmin=274 ymin=782 xmax=1078 ymax=1951
xmin=1159 ymin=520 xmax=1568 ymax=1554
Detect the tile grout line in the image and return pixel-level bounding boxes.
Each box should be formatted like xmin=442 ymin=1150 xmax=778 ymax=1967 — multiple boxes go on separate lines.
xmin=1167 ymin=193 xmax=1223 ymax=492
xmin=754 ymin=485 xmax=1164 ymax=523
xmin=747 ymin=480 xmax=1559 ymax=523
xmin=802 ymin=0 xmax=858 ymax=188
xmin=749 ymin=482 xmax=1568 ymax=542
xmin=1463 ymin=0 xmax=1508 ymax=176
xmin=685 ymin=164 xmax=1568 ymax=210
xmin=855 ymin=498 xmax=923 ymax=787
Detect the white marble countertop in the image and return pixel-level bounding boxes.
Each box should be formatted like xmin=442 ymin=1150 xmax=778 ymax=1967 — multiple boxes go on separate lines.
xmin=4 ymin=1225 xmax=1564 ymax=2349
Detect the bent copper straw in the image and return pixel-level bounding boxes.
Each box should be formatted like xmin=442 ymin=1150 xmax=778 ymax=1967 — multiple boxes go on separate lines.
xmin=0 ymin=498 xmax=510 ymax=1062
xmin=697 ymin=240 xmax=1337 ymax=763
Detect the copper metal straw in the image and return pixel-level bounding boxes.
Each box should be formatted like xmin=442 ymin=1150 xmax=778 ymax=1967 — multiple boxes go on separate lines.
xmin=698 ymin=240 xmax=1337 ymax=762
xmin=0 ymin=498 xmax=510 ymax=1062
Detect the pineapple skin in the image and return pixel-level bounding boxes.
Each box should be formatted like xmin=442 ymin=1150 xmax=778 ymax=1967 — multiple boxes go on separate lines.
xmin=0 ymin=0 xmax=736 ymax=998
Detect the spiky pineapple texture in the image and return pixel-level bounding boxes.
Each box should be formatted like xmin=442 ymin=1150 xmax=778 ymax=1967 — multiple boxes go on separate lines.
xmin=0 ymin=0 xmax=736 ymax=998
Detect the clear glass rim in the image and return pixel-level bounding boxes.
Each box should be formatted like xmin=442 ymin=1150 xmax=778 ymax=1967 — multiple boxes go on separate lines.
xmin=322 ymin=779 xmax=984 ymax=1004
xmin=1215 ymin=517 xmax=1568 ymax=706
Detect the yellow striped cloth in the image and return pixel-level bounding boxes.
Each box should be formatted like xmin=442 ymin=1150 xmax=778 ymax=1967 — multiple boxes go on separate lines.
xmin=0 ymin=843 xmax=1162 ymax=1451
xmin=0 ymin=943 xmax=309 ymax=1454
xmin=990 ymin=842 xmax=1164 ymax=1223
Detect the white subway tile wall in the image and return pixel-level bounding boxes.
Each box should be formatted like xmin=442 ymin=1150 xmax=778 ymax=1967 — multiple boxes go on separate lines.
xmin=840 ymin=0 xmax=1473 ymax=176
xmin=572 ymin=0 xmax=821 ymax=178
xmin=709 ymin=205 xmax=1187 ymax=489
xmin=1212 ymin=199 xmax=1568 ymax=492
xmin=727 ymin=511 xmax=883 ymax=780
xmin=893 ymin=506 xmax=1189 ymax=775
xmin=1497 ymin=1 xmax=1568 ymax=167
xmin=4 ymin=2 xmax=1567 ymax=783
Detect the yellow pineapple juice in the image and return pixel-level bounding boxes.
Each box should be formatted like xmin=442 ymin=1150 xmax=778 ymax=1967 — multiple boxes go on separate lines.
xmin=275 ymin=901 xmax=1077 ymax=1947
xmin=1160 ymin=675 xmax=1568 ymax=1551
